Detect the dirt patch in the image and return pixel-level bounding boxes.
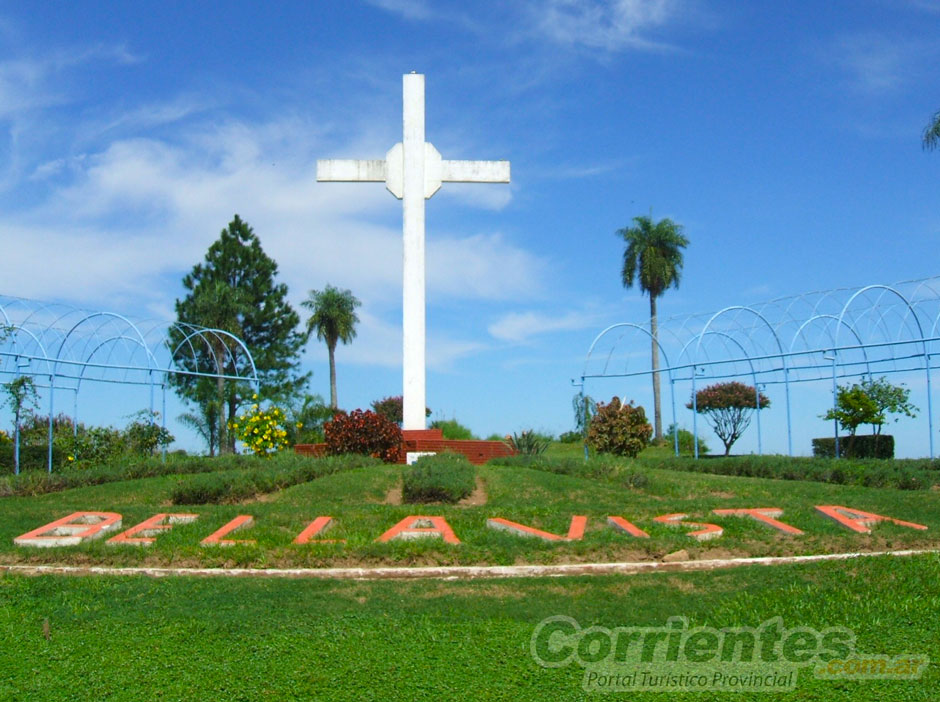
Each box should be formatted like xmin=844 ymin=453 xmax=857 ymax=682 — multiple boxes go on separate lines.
xmin=385 ymin=482 xmax=402 ymax=505
xmin=458 ymin=477 xmax=487 ymax=507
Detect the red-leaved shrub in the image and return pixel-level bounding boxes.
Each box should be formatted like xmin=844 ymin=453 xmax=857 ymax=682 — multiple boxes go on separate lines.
xmin=587 ymin=397 xmax=652 ymax=458
xmin=323 ymin=409 xmax=403 ymax=463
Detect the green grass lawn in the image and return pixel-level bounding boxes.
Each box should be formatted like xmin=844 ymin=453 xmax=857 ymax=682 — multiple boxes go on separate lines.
xmin=1 ymin=458 xmax=937 ymax=569
xmin=1 ymin=553 xmax=936 ymax=700
xmin=1 ymin=455 xmax=937 ymax=699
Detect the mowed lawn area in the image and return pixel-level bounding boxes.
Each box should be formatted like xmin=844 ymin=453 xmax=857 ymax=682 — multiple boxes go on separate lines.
xmin=1 ymin=455 xmax=938 ymax=699
xmin=0 ymin=554 xmax=937 ymax=700
xmin=1 ymin=456 xmax=938 ymax=569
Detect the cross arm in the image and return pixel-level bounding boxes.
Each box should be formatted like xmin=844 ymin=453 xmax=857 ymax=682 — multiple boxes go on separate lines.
xmin=317 ymin=159 xmax=387 ymax=182
xmin=441 ymin=159 xmax=510 ymax=184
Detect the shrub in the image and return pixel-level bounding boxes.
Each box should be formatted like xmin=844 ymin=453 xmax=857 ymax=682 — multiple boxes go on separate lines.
xmin=510 ymin=430 xmax=549 ymax=455
xmin=665 ymin=423 xmax=709 ymax=456
xmin=324 ymin=409 xmax=403 ymax=463
xmin=812 ymin=435 xmax=894 ymax=459
xmin=123 ymin=410 xmax=175 ymax=456
xmin=587 ymin=397 xmax=652 ymax=458
xmin=821 ymin=377 xmax=916 ymax=436
xmin=558 ymin=431 xmax=582 ymax=444
xmin=230 ymin=402 xmax=290 ymax=457
xmin=402 ymin=452 xmax=476 ymax=503
xmin=429 ymin=418 xmax=476 ymax=440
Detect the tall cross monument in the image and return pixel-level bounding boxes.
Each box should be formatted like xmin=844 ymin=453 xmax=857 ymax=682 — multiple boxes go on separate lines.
xmin=317 ymin=73 xmax=510 ymax=430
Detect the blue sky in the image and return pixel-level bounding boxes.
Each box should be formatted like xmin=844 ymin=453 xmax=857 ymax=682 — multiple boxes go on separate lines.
xmin=0 ymin=1 xmax=939 ymax=453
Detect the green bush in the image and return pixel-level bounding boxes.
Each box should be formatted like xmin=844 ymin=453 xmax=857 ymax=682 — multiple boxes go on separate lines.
xmin=666 ymin=424 xmax=709 ymax=456
xmin=558 ymin=431 xmax=582 ymax=444
xmin=811 ymin=435 xmax=894 ymax=459
xmin=0 ymin=445 xmax=66 ymax=473
xmin=429 ymin=418 xmax=476 ymax=440
xmin=587 ymin=397 xmax=652 ymax=458
xmin=402 ymin=453 xmax=476 ymax=503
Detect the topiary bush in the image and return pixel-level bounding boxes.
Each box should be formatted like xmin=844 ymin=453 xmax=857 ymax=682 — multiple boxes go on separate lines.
xmin=402 ymin=452 xmax=476 ymax=503
xmin=324 ymin=409 xmax=403 ymax=463
xmin=587 ymin=397 xmax=652 ymax=458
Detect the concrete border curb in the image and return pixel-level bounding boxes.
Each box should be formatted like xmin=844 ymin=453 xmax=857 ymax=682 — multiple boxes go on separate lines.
xmin=1 ymin=548 xmax=937 ymax=581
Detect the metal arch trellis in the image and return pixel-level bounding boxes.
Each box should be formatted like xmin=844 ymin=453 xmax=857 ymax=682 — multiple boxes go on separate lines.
xmin=0 ymin=294 xmax=260 ymax=473
xmin=581 ymin=276 xmax=940 ymax=459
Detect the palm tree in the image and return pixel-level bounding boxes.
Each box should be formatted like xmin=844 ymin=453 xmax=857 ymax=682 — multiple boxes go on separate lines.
xmin=178 ymin=400 xmax=220 ymax=456
xmin=924 ymin=109 xmax=940 ymax=151
xmin=302 ymin=285 xmax=361 ymax=409
xmin=188 ymin=280 xmax=244 ymax=454
xmin=618 ymin=215 xmax=689 ymax=442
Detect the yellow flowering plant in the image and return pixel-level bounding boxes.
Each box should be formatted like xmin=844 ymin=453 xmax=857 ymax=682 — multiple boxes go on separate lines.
xmin=229 ymin=401 xmax=289 ymax=457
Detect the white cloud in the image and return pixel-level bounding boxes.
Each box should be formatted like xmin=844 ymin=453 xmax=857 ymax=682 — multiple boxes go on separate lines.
xmin=829 ymin=33 xmax=939 ymax=96
xmin=530 ymin=0 xmax=682 ymax=52
xmin=488 ymin=309 xmax=598 ymax=342
xmin=832 ymin=34 xmax=909 ymax=94
xmin=0 ymin=101 xmax=547 ymax=371
xmin=364 ymin=0 xmax=433 ymax=20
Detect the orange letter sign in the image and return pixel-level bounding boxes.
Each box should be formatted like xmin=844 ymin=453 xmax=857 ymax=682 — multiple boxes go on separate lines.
xmin=815 ymin=505 xmax=927 ymax=534
xmin=712 ymin=508 xmax=803 ymax=535
xmin=294 ymin=516 xmax=344 ymax=544
xmin=107 ymin=513 xmax=199 ymax=546
xmin=654 ymin=513 xmax=723 ymax=541
xmin=377 ymin=516 xmax=460 ymax=544
xmin=486 ymin=516 xmax=587 ymax=542
xmin=200 ymin=515 xmax=256 ymax=547
xmin=15 ymin=512 xmax=123 ymax=548
xmin=606 ymin=516 xmax=650 ymax=538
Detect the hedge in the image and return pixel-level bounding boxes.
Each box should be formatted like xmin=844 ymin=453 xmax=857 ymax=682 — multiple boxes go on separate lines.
xmin=402 ymin=453 xmax=476 ymax=503
xmin=170 ymin=454 xmax=378 ymax=505
xmin=812 ymin=435 xmax=894 ymax=459
xmin=637 ymin=454 xmax=937 ymax=490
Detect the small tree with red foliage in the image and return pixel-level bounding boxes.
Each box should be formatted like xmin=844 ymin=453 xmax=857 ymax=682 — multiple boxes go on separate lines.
xmin=324 ymin=409 xmax=403 ymax=463
xmin=687 ymin=381 xmax=770 ymax=456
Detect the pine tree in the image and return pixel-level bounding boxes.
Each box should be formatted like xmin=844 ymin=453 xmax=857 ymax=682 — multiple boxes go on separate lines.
xmin=170 ymin=215 xmax=308 ymax=452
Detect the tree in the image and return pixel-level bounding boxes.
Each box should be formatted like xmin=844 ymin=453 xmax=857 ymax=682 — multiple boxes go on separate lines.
xmin=370 ymin=395 xmax=430 ymax=426
xmin=302 ymin=285 xmax=361 ymax=410
xmin=822 ymin=376 xmax=917 ymax=436
xmin=171 ymin=215 xmax=308 ymax=453
xmin=177 ymin=400 xmax=220 ymax=456
xmin=688 ymin=381 xmax=769 ymax=456
xmin=924 ymin=109 xmax=940 ymax=151
xmin=618 ymin=215 xmax=689 ymax=442
xmin=2 ymin=375 xmax=39 ymax=474
xmin=572 ymin=391 xmax=596 ymax=437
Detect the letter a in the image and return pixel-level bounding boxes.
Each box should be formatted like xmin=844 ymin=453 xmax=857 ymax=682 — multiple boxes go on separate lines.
xmin=815 ymin=505 xmax=927 ymax=534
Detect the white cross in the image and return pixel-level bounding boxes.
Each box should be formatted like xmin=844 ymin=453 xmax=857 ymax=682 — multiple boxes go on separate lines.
xmin=317 ymin=73 xmax=510 ymax=430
